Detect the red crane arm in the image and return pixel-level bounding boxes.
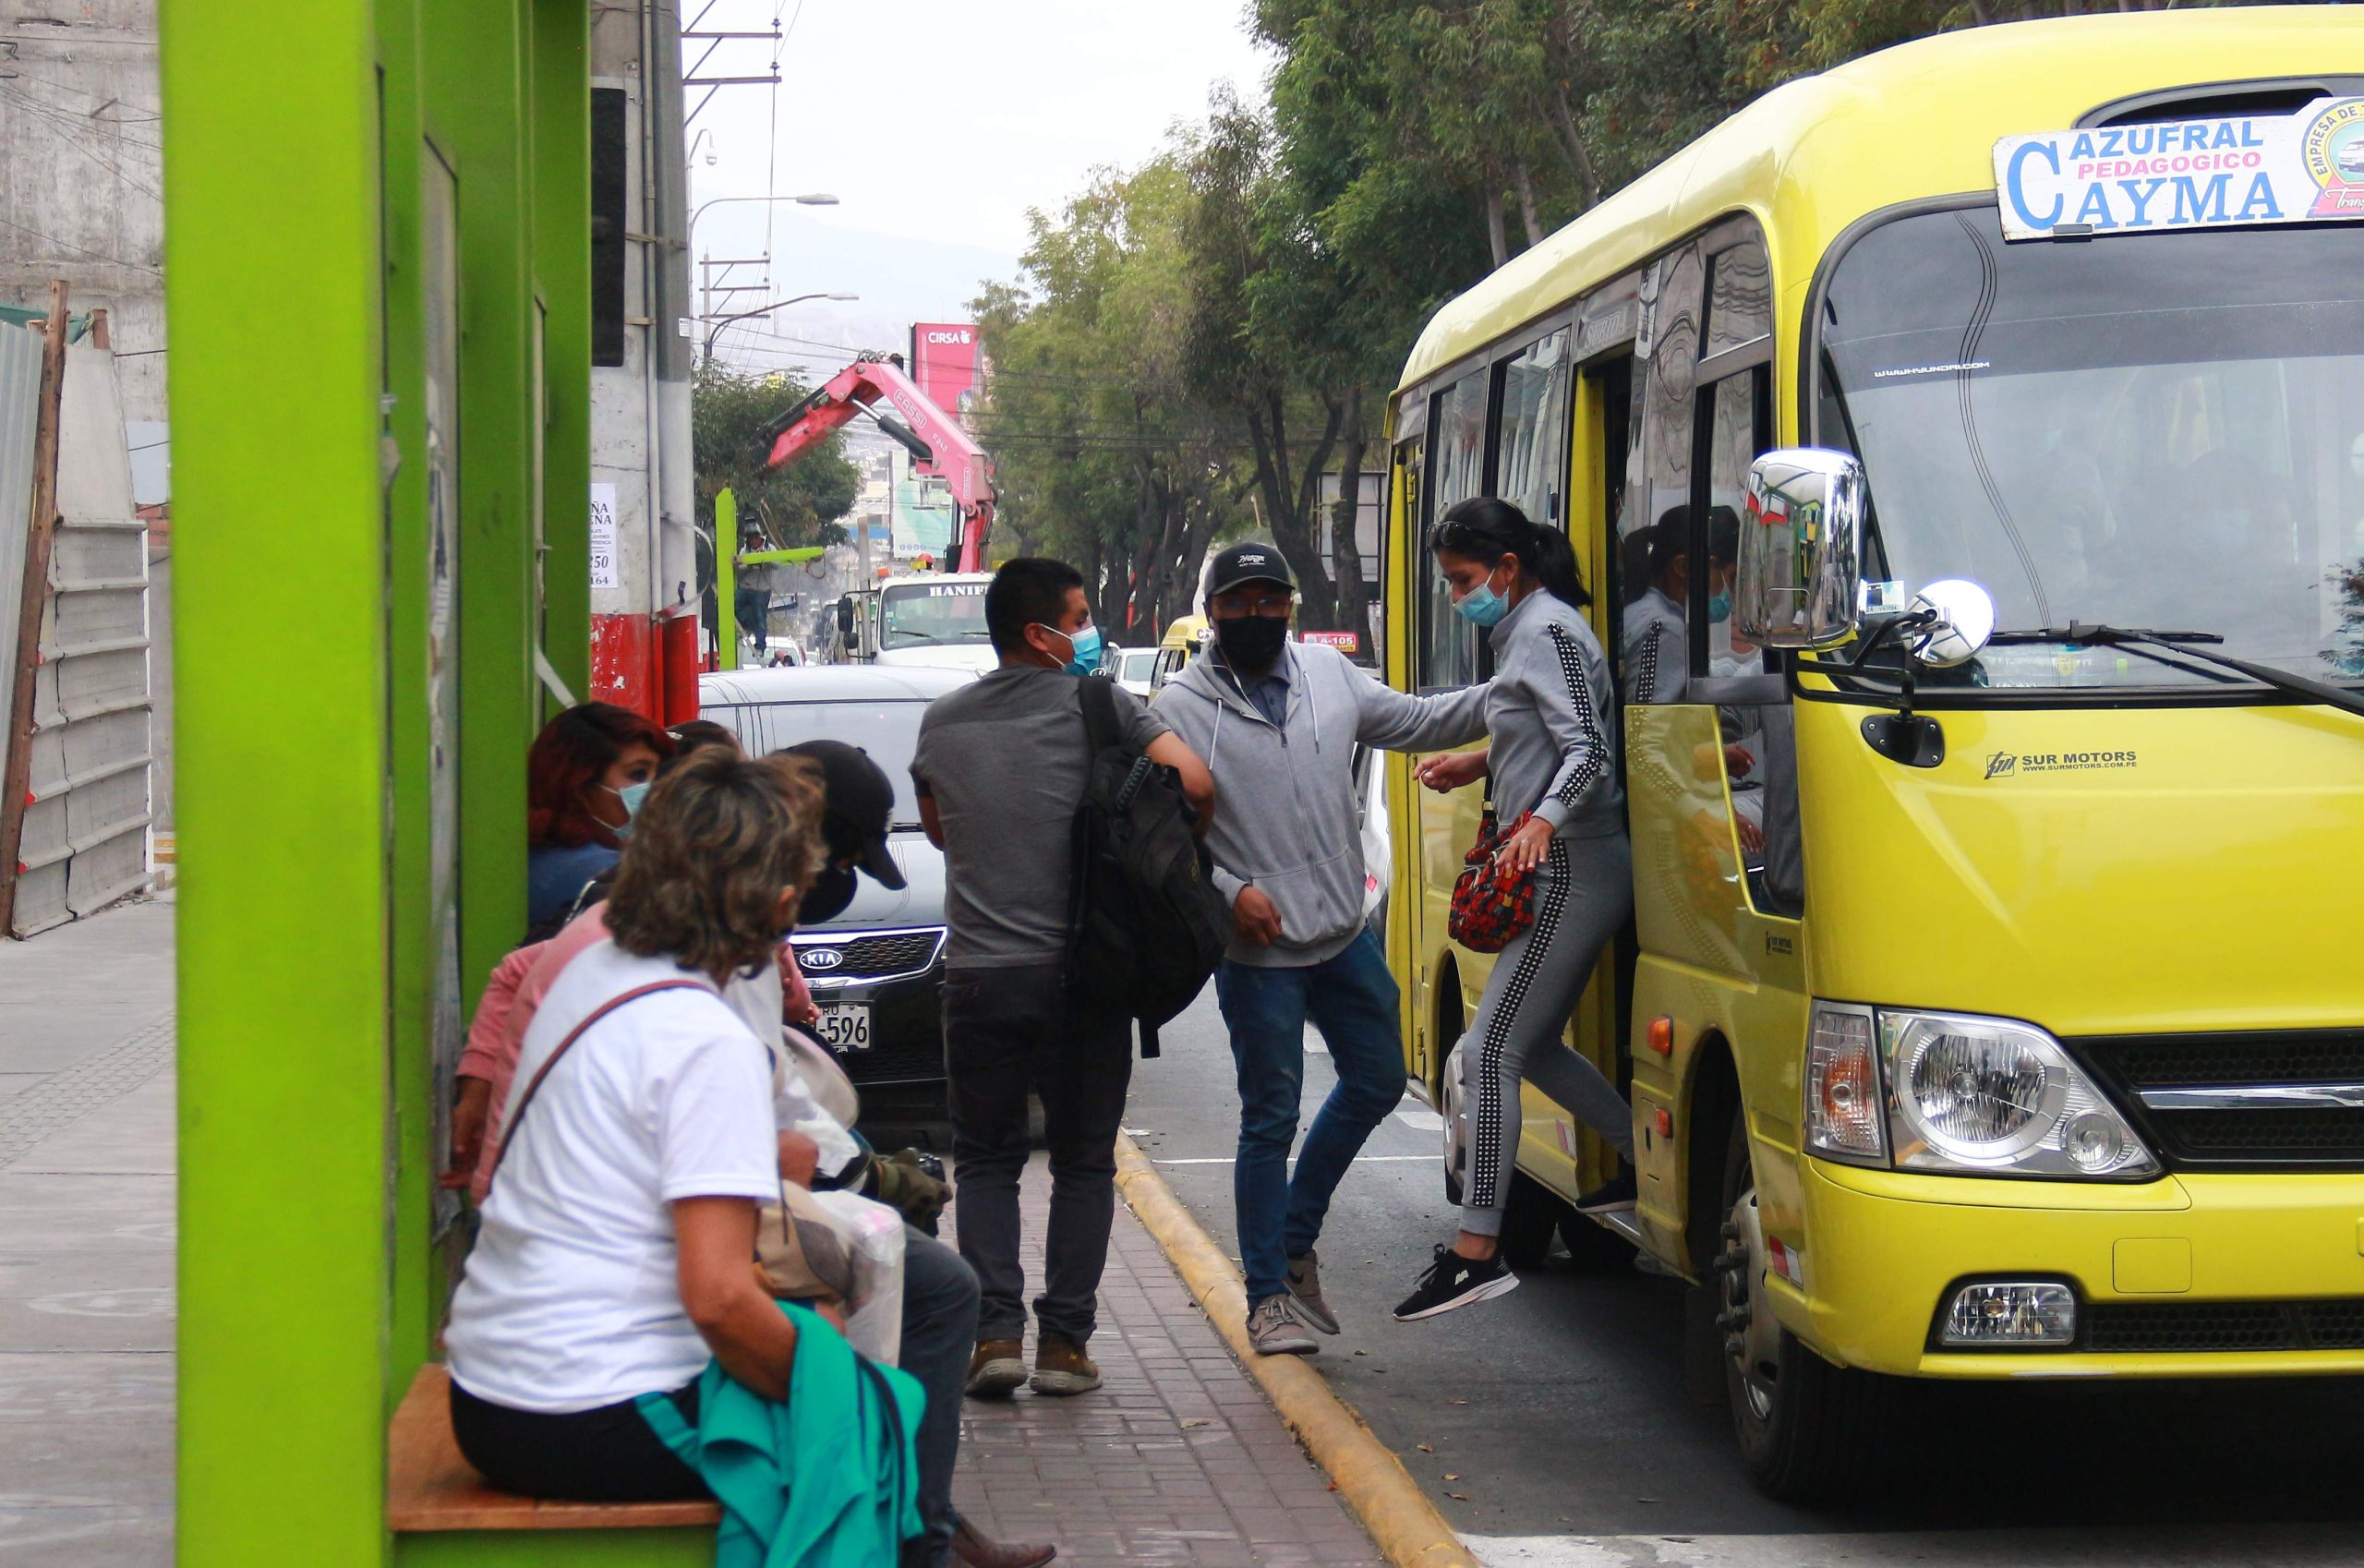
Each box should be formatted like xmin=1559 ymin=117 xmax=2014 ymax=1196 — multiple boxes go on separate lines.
xmin=762 ymin=356 xmax=996 ymax=573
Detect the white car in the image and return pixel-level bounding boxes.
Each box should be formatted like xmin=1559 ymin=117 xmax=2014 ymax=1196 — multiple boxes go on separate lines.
xmin=1109 ymin=646 xmax=1160 ymax=696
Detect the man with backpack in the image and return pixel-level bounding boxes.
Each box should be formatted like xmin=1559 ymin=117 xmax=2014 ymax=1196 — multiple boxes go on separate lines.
xmin=913 ymin=558 xmax=1215 ymax=1401
xmin=1155 ymin=544 xmax=1490 ymax=1355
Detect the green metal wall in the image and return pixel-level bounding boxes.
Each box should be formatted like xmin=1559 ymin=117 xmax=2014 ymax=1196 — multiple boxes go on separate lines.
xmin=163 ymin=0 xmax=590 ymax=1559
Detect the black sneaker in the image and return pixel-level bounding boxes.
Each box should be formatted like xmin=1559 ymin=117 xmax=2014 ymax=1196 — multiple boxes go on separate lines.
xmin=1575 ymin=1171 xmax=1638 ymax=1213
xmin=1392 ymin=1245 xmax=1519 ymax=1321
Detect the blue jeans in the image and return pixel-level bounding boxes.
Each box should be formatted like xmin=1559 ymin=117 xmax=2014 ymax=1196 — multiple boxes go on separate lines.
xmin=1214 ymin=928 xmax=1405 ymax=1307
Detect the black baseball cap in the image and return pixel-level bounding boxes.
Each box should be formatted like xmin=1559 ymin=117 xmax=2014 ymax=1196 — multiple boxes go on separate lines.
xmin=780 ymin=739 xmax=907 ymax=891
xmin=1205 ymin=542 xmax=1294 ymax=598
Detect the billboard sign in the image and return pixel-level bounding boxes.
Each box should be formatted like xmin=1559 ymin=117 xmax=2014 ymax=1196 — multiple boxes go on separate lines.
xmin=909 ymin=322 xmax=982 ymax=477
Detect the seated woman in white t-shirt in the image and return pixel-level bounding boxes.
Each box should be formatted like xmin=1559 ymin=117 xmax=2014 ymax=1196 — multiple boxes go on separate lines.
xmin=444 ymin=748 xmax=826 ymax=1502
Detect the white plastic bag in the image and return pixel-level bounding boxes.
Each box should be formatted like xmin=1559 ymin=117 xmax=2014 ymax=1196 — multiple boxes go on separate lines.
xmin=804 ymin=1188 xmax=907 ymax=1366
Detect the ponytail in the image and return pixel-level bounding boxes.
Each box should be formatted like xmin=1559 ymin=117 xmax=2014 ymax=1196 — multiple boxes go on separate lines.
xmin=1428 ymin=496 xmax=1590 ymax=609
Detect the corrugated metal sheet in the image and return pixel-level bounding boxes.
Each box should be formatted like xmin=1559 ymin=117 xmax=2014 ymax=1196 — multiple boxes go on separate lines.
xmin=8 ymin=339 xmax=151 ymax=935
xmin=0 ymin=323 xmax=41 ymax=732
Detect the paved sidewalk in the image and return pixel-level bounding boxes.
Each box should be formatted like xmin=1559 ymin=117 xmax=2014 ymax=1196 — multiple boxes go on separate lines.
xmin=0 ymin=894 xmax=176 ymax=1568
xmin=949 ymin=1162 xmax=1386 ymax=1568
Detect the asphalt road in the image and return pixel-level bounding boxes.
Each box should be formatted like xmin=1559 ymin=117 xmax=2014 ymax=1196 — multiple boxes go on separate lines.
xmin=1123 ymin=987 xmax=2364 ymax=1567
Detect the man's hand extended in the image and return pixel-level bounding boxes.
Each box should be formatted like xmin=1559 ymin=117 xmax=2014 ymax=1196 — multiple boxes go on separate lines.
xmin=1233 ymin=885 xmax=1283 ymax=947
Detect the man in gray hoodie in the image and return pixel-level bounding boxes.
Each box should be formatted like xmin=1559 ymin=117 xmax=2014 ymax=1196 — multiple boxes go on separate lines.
xmin=1154 ymin=544 xmax=1490 ymax=1355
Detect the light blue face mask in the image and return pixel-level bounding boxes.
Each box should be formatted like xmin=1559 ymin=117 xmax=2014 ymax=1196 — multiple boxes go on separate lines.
xmin=1453 ymin=569 xmax=1512 ymax=629
xmin=1707 ymin=589 xmax=1734 ymax=622
xmin=1038 ymin=622 xmax=1104 ymax=677
xmin=611 ymin=778 xmax=653 ymax=839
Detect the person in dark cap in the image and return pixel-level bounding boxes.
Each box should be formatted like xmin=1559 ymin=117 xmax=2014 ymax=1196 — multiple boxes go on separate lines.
xmin=779 ymin=738 xmax=908 ymax=925
xmin=1152 ymin=542 xmax=1491 ymax=1355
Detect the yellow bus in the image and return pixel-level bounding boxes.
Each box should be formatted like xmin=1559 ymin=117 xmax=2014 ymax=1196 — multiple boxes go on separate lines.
xmin=1381 ymin=8 xmax=2364 ymax=1496
xmin=1152 ymin=612 xmax=1210 ymax=688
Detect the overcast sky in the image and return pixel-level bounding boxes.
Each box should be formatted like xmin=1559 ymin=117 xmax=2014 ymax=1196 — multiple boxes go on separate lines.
xmin=687 ymin=0 xmax=1272 ymax=364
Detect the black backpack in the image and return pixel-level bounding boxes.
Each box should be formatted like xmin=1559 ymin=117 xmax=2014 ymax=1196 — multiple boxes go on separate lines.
xmin=1067 ymin=675 xmax=1229 ymax=1056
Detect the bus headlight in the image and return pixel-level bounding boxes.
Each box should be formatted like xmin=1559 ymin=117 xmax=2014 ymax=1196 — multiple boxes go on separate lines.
xmin=1879 ymin=1009 xmax=2158 ymax=1179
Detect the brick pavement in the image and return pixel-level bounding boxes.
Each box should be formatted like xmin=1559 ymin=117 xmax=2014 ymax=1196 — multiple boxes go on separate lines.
xmin=949 ymin=1158 xmax=1388 ymax=1568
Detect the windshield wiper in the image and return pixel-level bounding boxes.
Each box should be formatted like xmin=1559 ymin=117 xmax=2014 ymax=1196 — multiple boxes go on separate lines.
xmin=1991 ymin=623 xmax=2364 ymax=720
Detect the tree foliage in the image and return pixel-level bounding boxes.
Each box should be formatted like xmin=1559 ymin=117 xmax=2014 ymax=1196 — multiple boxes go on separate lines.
xmin=690 ymin=364 xmax=859 ymax=549
xmin=979 ymin=0 xmax=2237 ymax=648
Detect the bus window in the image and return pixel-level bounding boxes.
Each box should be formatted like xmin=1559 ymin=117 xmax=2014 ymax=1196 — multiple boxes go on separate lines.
xmin=1497 ymin=329 xmax=1573 ymax=529
xmin=1636 ymin=242 xmax=1705 ymax=543
xmin=1618 ymin=244 xmax=1706 ymax=705
xmin=1419 ymin=370 xmax=1489 ymax=690
xmin=1703 ymin=240 xmax=1772 ymax=361
xmin=1699 ymin=368 xmax=1769 ymax=679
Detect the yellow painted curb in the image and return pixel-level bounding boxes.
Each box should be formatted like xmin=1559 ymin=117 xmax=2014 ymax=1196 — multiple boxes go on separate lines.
xmin=1113 ymin=1133 xmax=1478 ymax=1568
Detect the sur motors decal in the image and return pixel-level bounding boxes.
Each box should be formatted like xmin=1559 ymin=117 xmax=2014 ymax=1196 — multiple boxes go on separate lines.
xmin=1994 ymin=98 xmax=2364 ymax=241
xmin=1982 ymin=749 xmax=2139 ymax=780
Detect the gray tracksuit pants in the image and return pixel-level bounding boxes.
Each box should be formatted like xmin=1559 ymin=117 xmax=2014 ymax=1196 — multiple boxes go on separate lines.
xmin=1458 ymin=832 xmax=1636 ymax=1236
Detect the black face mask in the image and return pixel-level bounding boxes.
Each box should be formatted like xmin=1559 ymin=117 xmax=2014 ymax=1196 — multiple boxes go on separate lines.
xmin=797 ymin=864 xmax=858 ymax=925
xmin=1213 ymin=614 xmax=1288 ymax=673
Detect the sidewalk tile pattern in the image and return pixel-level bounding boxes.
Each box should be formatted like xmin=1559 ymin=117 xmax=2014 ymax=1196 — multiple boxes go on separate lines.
xmin=951 ymin=1160 xmax=1386 ymax=1566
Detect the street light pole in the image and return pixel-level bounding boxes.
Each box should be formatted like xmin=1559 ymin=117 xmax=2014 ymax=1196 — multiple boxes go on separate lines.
xmin=700 ymin=291 xmax=858 ymax=365
xmin=686 ymin=192 xmax=839 ymax=271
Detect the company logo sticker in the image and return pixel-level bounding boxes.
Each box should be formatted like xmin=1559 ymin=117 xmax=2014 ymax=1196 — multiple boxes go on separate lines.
xmin=1984 ymin=749 xmax=2137 ymax=778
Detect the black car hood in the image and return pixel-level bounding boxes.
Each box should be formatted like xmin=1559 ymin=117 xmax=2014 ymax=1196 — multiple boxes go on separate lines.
xmin=802 ymin=829 xmax=945 ymax=932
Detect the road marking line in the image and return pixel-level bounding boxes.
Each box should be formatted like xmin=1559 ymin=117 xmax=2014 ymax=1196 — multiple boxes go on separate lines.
xmin=1152 ymin=1154 xmax=1431 ymax=1165
xmin=1395 ymin=1108 xmax=1445 ymax=1132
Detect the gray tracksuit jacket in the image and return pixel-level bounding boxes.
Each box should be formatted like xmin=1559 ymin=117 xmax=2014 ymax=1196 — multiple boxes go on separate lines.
xmin=1484 ymin=587 xmax=1623 ymax=838
xmin=1155 ymin=640 xmax=1490 ymax=969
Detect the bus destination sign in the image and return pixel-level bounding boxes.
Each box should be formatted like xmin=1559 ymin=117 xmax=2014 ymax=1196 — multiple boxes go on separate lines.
xmin=1994 ymin=97 xmax=2364 ymax=241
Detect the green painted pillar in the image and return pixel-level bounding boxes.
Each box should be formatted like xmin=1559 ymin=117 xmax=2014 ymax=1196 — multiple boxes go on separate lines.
xmin=165 ymin=0 xmax=589 ymax=1559
xmin=718 ymin=487 xmax=740 ymax=669
xmin=163 ymin=1 xmax=394 ymax=1562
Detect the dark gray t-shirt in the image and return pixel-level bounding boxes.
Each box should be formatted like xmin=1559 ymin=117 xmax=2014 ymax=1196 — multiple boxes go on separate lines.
xmin=911 ymin=666 xmax=1170 ymax=969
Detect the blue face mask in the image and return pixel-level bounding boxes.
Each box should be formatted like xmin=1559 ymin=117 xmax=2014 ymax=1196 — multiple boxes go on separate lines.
xmin=1038 ymin=622 xmax=1104 ymax=677
xmin=1453 ymin=569 xmax=1511 ymax=629
xmin=1707 ymin=590 xmax=1734 ymax=622
xmin=610 ymin=778 xmax=652 ymax=839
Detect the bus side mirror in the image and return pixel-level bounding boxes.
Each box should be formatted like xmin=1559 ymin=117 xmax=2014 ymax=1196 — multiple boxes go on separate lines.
xmin=1736 ymin=447 xmax=1865 ymax=651
xmin=836 ymin=597 xmax=855 ymax=643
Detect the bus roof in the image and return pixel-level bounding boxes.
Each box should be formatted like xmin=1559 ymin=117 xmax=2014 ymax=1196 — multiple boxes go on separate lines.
xmin=1396 ymin=6 xmax=2358 ymax=394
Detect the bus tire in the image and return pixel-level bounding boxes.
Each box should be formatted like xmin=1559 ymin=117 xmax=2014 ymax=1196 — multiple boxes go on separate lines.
xmin=1716 ymin=1107 xmax=1882 ymax=1501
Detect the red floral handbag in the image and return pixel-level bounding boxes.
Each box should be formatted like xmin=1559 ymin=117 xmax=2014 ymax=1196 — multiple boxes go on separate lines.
xmin=1448 ymin=808 xmax=1538 ymax=954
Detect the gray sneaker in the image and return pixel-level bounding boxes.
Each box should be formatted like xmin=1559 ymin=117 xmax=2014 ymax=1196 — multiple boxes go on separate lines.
xmin=1285 ymin=1250 xmax=1341 ymax=1335
xmin=1247 ymin=1294 xmax=1320 ymax=1356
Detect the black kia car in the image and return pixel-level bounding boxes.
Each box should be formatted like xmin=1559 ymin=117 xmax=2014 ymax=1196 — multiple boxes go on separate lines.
xmin=698 ymin=662 xmax=970 ymax=1116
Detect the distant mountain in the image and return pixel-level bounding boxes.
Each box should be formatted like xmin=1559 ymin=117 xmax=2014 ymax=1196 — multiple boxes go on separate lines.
xmin=698 ymin=209 xmax=1019 ymax=380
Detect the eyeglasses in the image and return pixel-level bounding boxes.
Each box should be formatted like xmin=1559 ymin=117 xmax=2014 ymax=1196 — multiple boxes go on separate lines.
xmin=1210 ymin=595 xmax=1293 ymax=619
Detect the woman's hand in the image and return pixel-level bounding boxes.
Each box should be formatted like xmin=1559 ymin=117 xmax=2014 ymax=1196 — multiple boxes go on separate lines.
xmin=778 ymin=945 xmax=820 ymax=1027
xmin=440 ymin=1076 xmax=494 ymax=1191
xmin=1494 ymin=814 xmax=1555 ymax=876
xmin=777 ymin=1129 xmax=820 ymax=1188
xmin=1414 ymin=749 xmax=1490 ymax=793
xmin=676 ymin=1196 xmax=798 ymax=1402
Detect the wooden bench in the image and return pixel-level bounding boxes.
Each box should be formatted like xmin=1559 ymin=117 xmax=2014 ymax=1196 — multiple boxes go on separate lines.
xmin=389 ymin=1365 xmax=718 ymax=1566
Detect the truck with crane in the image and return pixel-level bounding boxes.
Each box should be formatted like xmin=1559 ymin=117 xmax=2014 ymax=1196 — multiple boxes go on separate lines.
xmin=761 ymin=350 xmax=1001 ymax=673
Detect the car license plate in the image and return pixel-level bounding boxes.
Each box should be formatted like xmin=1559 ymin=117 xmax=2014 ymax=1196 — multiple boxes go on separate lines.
xmin=814 ymin=1004 xmax=871 ymax=1053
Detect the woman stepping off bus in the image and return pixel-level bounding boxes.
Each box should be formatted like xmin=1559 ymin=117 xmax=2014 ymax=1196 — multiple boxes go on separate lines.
xmin=1395 ymin=498 xmax=1637 ymax=1321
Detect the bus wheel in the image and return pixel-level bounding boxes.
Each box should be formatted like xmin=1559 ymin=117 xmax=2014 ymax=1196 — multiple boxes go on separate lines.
xmin=1714 ymin=1109 xmax=1879 ymax=1500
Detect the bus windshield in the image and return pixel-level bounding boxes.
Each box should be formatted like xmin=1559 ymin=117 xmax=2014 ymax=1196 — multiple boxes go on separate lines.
xmin=879 ymin=580 xmax=990 ymax=649
xmin=1816 ymin=210 xmax=2364 ymax=691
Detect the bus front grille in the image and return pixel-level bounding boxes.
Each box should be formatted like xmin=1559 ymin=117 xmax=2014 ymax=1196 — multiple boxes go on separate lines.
xmin=2084 ymin=1298 xmax=2364 ymax=1354
xmin=2069 ymin=1031 xmax=2364 ymax=1171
